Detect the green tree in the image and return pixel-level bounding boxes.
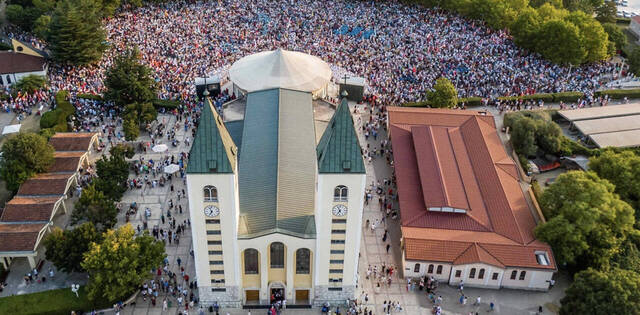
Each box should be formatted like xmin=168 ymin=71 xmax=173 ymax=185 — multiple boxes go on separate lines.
xmin=47 ymin=0 xmax=106 ymax=65
xmin=563 ymin=0 xmax=603 ymax=13
xmin=535 ymin=171 xmax=635 ymax=269
xmin=43 ymin=223 xmax=101 ymax=273
xmin=566 ymin=11 xmax=611 ymax=62
xmin=537 ymin=19 xmax=586 ymax=65
xmin=589 ymin=150 xmax=640 ymax=213
xmin=33 ymin=14 xmax=51 ymax=39
xmin=511 ymin=7 xmax=541 ymax=51
xmin=596 ymin=1 xmax=618 ymax=23
xmin=427 ymin=77 xmax=458 ymax=108
xmin=81 ymin=224 xmax=165 ymax=302
xmin=14 ymin=74 xmax=47 ymax=93
xmin=104 ymin=48 xmax=157 ymax=108
xmin=510 ymin=117 xmax=538 ymax=157
xmin=72 ymin=184 xmax=118 ymax=232
xmin=560 ymin=268 xmax=640 ymax=315
xmin=0 ymin=132 xmax=54 ymax=192
xmin=122 ymin=118 xmax=140 ymax=141
xmin=629 ymin=47 xmax=640 ymax=76
xmin=602 ymin=23 xmax=627 ymax=54
xmin=93 ymin=152 xmax=130 ymax=201
xmin=109 ymin=143 xmax=135 ymax=159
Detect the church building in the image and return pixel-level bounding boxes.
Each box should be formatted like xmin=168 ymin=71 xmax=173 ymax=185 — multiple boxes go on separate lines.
xmin=186 ymin=49 xmax=366 ymax=307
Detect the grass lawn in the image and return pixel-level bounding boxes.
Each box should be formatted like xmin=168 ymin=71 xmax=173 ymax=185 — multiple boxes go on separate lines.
xmin=0 ymin=286 xmax=112 ymax=315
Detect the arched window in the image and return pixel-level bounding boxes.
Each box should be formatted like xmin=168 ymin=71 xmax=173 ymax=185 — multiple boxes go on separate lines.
xmin=204 ymin=185 xmax=218 ymax=202
xmin=427 ymin=264 xmax=434 ymax=273
xmin=469 ymin=268 xmax=476 ymax=279
xmin=270 ymin=242 xmax=285 ymax=268
xmin=333 ymin=185 xmax=348 ymax=202
xmin=296 ymin=248 xmax=310 ymax=274
xmin=519 ymin=271 xmax=526 ymax=280
xmin=244 ymin=249 xmax=259 ymax=274
xmin=478 ymin=269 xmax=485 ymax=279
xmin=436 ymin=265 xmax=443 ymax=274
xmin=510 ymin=270 xmax=518 ymax=280
xmin=413 ymin=263 xmax=420 ymax=273
xmin=6 ymin=75 xmax=10 ymax=84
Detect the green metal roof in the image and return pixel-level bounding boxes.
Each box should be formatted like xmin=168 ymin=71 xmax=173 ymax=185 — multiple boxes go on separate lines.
xmin=237 ymin=88 xmax=317 ymax=239
xmin=186 ymin=99 xmax=234 ymax=174
xmin=225 ymin=120 xmax=244 ymax=151
xmin=316 ymin=97 xmax=365 ymax=174
xmin=238 ymin=89 xmax=280 ymax=236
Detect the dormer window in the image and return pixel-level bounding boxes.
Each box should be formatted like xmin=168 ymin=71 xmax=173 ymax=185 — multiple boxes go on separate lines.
xmin=535 ymin=251 xmax=550 ymax=266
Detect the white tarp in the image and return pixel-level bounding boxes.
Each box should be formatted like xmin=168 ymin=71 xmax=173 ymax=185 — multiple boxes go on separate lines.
xmin=164 ymin=164 xmax=180 ymax=174
xmin=152 ymin=144 xmax=168 ymax=152
xmin=229 ymin=48 xmax=331 ymax=93
xmin=2 ymin=124 xmax=21 ymax=135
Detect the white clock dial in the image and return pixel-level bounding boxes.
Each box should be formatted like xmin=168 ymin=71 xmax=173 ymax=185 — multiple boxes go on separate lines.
xmin=332 ymin=204 xmax=348 ymax=217
xmin=204 ymin=205 xmax=220 ymax=217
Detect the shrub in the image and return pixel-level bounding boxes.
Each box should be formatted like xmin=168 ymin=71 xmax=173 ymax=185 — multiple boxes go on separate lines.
xmin=552 ymin=92 xmax=584 ymax=102
xmin=41 ymin=91 xmax=76 ymax=132
xmin=498 ymin=93 xmax=554 ymax=102
xmin=40 ymin=110 xmax=59 ymax=129
xmin=77 ymin=93 xmax=103 ymax=101
xmin=402 ymin=101 xmax=429 ymax=107
xmin=458 ymin=97 xmax=483 ymax=107
xmin=595 ymin=89 xmax=640 ymax=99
xmin=152 ymin=99 xmax=180 ymax=109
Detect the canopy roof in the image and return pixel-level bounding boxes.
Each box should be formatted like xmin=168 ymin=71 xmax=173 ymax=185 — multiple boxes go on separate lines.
xmin=229 ymin=49 xmax=331 ymax=93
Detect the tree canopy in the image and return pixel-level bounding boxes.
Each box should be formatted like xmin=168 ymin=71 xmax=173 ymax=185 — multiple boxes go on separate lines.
xmin=43 ymin=223 xmax=101 ymax=273
xmin=504 ymin=111 xmax=565 ymax=157
xmin=104 ymin=48 xmax=157 ymax=108
xmin=14 ymin=75 xmax=47 ymax=93
xmin=414 ymin=0 xmax=612 ymax=65
xmin=47 ymin=0 xmax=106 ymax=65
xmin=589 ymin=150 xmax=640 ymax=216
xmin=560 ymin=268 xmax=640 ymax=315
xmin=72 ymin=184 xmax=118 ymax=232
xmin=427 ymin=77 xmax=458 ymax=108
xmin=81 ymin=224 xmax=165 ymax=302
xmin=93 ymin=149 xmax=130 ymax=201
xmin=0 ymin=132 xmax=54 ymax=192
xmin=535 ymin=171 xmax=635 ymax=269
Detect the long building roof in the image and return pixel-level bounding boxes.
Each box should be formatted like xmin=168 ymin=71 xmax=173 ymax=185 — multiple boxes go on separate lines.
xmin=558 ymin=103 xmax=640 ymax=121
xmin=236 ymin=88 xmax=316 ymax=238
xmin=388 ymin=107 xmax=555 ymax=270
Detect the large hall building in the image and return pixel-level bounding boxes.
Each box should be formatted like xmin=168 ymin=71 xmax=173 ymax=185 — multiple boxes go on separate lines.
xmin=186 ymin=49 xmax=366 ymax=307
xmin=388 ymin=107 xmax=557 ymax=291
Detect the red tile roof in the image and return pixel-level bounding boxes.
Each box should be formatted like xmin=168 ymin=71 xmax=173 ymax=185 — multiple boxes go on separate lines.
xmin=0 ymin=52 xmax=45 ymax=75
xmin=48 ymin=133 xmax=97 ymax=152
xmin=16 ymin=173 xmax=73 ymax=196
xmin=1 ymin=196 xmax=61 ymax=222
xmin=0 ymin=223 xmax=46 ymax=252
xmin=389 ymin=107 xmax=555 ymax=270
xmin=49 ymin=151 xmax=85 ymax=173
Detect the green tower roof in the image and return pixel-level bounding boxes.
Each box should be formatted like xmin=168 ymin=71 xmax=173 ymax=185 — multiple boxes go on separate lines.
xmin=186 ymin=99 xmax=235 ymax=174
xmin=316 ymin=97 xmax=365 ymax=174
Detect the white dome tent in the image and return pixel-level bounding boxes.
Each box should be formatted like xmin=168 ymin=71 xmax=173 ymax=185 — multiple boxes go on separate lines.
xmin=229 ymin=48 xmax=332 ymax=96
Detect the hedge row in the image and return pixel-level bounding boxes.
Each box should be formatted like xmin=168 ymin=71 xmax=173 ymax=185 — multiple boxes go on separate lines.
xmin=40 ymin=91 xmax=75 ymax=132
xmin=152 ymin=99 xmax=180 ymax=109
xmin=595 ymin=88 xmax=640 ymax=99
xmin=403 ymin=89 xmax=640 ymax=107
xmin=402 ymin=97 xmax=483 ymax=108
xmin=77 ymin=93 xmax=104 ymax=101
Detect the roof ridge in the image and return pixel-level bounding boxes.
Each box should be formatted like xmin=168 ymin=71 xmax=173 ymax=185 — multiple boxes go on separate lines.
xmin=475 ymin=242 xmax=506 ymax=267
xmin=460 ymin=117 xmax=525 ymax=244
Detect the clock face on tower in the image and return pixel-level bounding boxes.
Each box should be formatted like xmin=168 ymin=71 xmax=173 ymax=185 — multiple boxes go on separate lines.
xmin=204 ymin=205 xmax=220 ymax=217
xmin=332 ymin=204 xmax=348 ymax=217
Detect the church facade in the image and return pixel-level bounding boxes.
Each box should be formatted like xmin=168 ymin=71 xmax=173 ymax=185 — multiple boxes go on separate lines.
xmin=186 ymin=50 xmax=366 ymax=307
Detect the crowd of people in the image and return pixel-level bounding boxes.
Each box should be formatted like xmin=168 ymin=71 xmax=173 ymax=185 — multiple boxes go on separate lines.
xmin=4 ymin=0 xmax=624 ymax=117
